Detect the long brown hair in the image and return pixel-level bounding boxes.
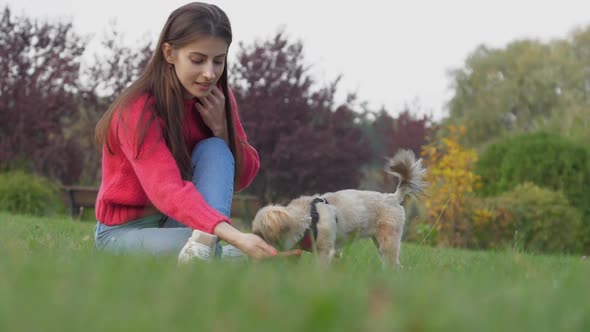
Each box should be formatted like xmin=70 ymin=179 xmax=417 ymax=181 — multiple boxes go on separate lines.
xmin=95 ymin=2 xmax=242 ymax=184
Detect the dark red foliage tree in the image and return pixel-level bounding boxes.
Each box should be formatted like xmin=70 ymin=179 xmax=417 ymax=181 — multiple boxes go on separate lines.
xmin=0 ymin=8 xmax=151 ymax=185
xmin=372 ymin=108 xmax=433 ymax=159
xmin=389 ymin=109 xmax=433 ymax=157
xmin=0 ymin=7 xmax=86 ymax=184
xmin=81 ymin=27 xmax=152 ymax=107
xmin=370 ymin=109 xmax=396 ymax=161
xmin=230 ymin=32 xmax=371 ymax=203
xmin=75 ymin=26 xmax=153 ymax=184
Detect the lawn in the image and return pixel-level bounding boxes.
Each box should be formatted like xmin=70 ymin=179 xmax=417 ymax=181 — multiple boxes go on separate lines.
xmin=1 ymin=211 xmax=588 ymax=332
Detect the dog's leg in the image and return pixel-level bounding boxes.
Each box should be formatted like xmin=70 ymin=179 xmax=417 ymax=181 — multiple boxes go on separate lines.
xmin=373 ymin=219 xmax=403 ymax=267
xmin=314 ymin=204 xmax=338 ymax=265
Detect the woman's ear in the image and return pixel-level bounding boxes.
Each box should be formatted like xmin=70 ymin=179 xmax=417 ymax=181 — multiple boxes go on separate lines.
xmin=161 ymin=42 xmax=176 ymax=65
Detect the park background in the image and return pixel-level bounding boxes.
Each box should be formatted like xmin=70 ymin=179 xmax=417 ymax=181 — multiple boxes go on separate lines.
xmin=2 ymin=2 xmax=590 ymax=331
xmin=1 ymin=0 xmax=589 ymax=253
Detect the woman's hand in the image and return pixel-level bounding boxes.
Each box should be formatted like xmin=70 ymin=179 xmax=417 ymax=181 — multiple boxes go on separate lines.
xmin=213 ymin=222 xmax=277 ymax=260
xmin=233 ymin=233 xmax=278 ymax=260
xmin=195 ymin=87 xmax=229 ymax=143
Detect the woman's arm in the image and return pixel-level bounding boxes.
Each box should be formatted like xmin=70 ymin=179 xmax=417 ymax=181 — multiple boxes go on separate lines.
xmin=227 ymin=87 xmax=260 ymax=191
xmin=194 ymin=87 xmax=259 ymax=191
xmin=116 ymin=99 xmax=230 ymax=234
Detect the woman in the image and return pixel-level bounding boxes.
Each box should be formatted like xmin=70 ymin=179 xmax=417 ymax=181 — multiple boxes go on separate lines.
xmin=94 ymin=2 xmax=277 ymax=261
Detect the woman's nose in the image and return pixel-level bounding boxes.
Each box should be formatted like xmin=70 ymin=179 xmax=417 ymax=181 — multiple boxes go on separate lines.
xmin=202 ymin=63 xmax=215 ymax=80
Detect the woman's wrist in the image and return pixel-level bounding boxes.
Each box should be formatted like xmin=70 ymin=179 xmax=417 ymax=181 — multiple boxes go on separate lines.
xmin=212 ymin=125 xmax=229 ymax=144
xmin=215 ymin=132 xmax=229 ymax=144
xmin=213 ymin=221 xmax=243 ymax=246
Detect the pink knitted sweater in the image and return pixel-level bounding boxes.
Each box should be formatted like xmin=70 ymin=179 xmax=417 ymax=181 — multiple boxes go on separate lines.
xmin=95 ymin=89 xmax=259 ymax=233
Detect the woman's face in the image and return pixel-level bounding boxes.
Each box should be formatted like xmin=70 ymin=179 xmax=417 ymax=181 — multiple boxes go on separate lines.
xmin=163 ymin=36 xmax=228 ymax=98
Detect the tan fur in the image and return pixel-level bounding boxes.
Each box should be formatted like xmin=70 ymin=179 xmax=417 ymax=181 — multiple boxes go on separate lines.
xmin=252 ymin=149 xmax=426 ymax=267
xmin=254 ymin=206 xmax=293 ymax=243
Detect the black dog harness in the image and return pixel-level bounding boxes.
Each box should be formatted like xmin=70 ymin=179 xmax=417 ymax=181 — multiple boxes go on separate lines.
xmin=299 ymin=197 xmax=329 ymax=251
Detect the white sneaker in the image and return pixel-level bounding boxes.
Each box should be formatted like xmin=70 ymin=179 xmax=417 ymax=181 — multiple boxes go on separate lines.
xmin=178 ymin=230 xmax=218 ymax=264
xmin=220 ymin=244 xmax=248 ymax=261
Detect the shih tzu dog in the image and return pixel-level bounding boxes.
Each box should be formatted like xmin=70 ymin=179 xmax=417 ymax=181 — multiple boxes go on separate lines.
xmin=252 ymin=149 xmax=426 ymax=266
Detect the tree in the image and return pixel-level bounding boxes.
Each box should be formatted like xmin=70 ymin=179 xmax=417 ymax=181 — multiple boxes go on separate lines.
xmin=230 ymin=32 xmax=371 ymax=202
xmin=72 ymin=25 xmax=153 ymax=184
xmin=384 ymin=109 xmax=433 ymax=158
xmin=366 ymin=102 xmax=434 ymax=163
xmin=368 ymin=109 xmax=395 ymax=163
xmin=446 ymin=30 xmax=590 ymax=147
xmin=421 ymin=125 xmax=480 ymax=247
xmin=81 ymin=24 xmax=152 ymax=106
xmin=0 ymin=7 xmax=86 ymax=183
xmin=539 ymin=27 xmax=590 ymax=146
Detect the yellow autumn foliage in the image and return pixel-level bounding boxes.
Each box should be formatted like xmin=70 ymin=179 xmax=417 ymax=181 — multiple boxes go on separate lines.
xmin=421 ymin=125 xmax=480 ymax=246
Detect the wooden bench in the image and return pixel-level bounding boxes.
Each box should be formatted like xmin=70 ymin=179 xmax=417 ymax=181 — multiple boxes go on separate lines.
xmin=60 ymin=185 xmax=99 ymax=220
xmin=60 ymin=185 xmax=261 ymax=222
xmin=230 ymin=194 xmax=261 ymax=221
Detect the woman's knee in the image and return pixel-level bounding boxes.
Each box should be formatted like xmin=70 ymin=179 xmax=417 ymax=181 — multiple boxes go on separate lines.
xmin=192 ymin=137 xmax=234 ymax=164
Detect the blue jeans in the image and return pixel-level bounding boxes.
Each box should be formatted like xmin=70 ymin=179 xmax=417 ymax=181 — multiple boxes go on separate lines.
xmin=94 ymin=137 xmax=234 ymax=255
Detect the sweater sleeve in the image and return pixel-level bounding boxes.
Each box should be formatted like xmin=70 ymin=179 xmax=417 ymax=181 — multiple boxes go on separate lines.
xmin=116 ymin=99 xmax=230 ymax=233
xmin=228 ymin=87 xmax=260 ymax=191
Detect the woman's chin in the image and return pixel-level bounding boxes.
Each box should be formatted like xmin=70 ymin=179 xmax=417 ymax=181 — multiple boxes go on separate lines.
xmin=183 ymin=88 xmax=212 ymax=99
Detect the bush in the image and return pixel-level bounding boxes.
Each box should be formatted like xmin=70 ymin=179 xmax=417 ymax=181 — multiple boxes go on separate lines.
xmin=0 ymin=171 xmax=62 ymax=216
xmin=475 ymin=132 xmax=590 ymax=222
xmin=469 ymin=183 xmax=585 ymax=254
xmin=421 ymin=125 xmax=480 ymax=247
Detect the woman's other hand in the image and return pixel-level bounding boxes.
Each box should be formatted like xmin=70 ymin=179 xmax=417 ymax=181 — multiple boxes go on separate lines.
xmin=195 ymin=86 xmax=228 ymax=143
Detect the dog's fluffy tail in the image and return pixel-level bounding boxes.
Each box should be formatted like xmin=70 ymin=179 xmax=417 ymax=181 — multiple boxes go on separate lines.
xmin=385 ymin=149 xmax=426 ymax=200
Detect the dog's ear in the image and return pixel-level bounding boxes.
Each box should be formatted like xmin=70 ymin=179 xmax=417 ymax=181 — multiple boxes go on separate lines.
xmin=252 ymin=206 xmax=292 ymax=243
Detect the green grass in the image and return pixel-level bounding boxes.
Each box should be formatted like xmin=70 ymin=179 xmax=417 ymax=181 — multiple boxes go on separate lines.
xmin=1 ymin=212 xmax=589 ymax=332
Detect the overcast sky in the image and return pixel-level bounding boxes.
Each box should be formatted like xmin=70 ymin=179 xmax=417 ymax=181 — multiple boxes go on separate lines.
xmin=5 ymin=0 xmax=590 ymax=120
